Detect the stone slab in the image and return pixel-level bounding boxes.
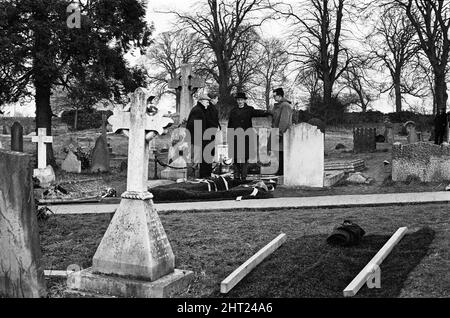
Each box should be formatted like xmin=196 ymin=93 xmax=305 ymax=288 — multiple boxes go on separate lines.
xmin=324 ymin=171 xmax=346 ymax=187
xmin=66 ymin=267 xmax=193 ymax=298
xmin=0 ymin=150 xmax=47 ymax=298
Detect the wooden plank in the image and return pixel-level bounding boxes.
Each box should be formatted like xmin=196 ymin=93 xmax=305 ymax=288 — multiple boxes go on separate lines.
xmin=343 ymin=227 xmax=408 ymax=297
xmin=220 ymin=233 xmax=287 ymax=294
xmin=44 ymin=270 xmax=68 ymax=278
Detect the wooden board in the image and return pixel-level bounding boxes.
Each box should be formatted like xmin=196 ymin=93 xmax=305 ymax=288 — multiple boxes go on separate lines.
xmin=343 ymin=227 xmax=408 ymax=297
xmin=220 ymin=233 xmax=287 ymax=294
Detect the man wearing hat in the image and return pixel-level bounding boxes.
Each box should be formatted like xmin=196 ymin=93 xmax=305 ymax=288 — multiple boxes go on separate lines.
xmin=270 ymin=87 xmax=293 ymax=175
xmin=227 ymin=92 xmax=271 ymax=181
xmin=186 ymin=93 xmax=221 ymax=178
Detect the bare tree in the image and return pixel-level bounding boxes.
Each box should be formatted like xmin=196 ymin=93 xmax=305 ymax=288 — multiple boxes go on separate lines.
xmin=273 ymin=0 xmax=354 ymax=120
xmin=256 ymin=38 xmax=291 ymax=110
xmin=168 ymin=0 xmax=272 ymax=117
xmin=366 ymin=5 xmax=421 ymax=112
xmin=144 ymin=30 xmax=207 ymax=111
xmin=391 ymin=0 xmax=450 ymax=113
xmin=341 ymin=57 xmax=378 ymax=112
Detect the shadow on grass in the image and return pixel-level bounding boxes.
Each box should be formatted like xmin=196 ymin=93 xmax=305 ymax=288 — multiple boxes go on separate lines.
xmin=216 ymin=227 xmax=435 ymax=298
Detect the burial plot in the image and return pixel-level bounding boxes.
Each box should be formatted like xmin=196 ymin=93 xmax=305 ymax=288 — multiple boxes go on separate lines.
xmin=168 ymin=63 xmax=205 ymax=123
xmin=32 ymin=128 xmax=55 ymax=187
xmin=353 ymin=127 xmax=376 ymax=153
xmin=0 ymin=150 xmax=47 ymax=297
xmin=11 ymin=122 xmax=24 ymax=152
xmin=66 ymin=88 xmax=192 ymax=298
xmin=392 ymin=142 xmax=450 ymax=182
xmin=284 ymin=123 xmax=324 ymax=187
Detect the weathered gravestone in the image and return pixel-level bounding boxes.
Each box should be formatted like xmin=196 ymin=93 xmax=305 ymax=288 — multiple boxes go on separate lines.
xmin=284 ymin=123 xmax=324 ymax=187
xmin=62 ymin=150 xmax=82 ymax=173
xmin=32 ymin=128 xmax=55 ymax=187
xmin=90 ymin=135 xmax=110 ymax=173
xmin=353 ymin=127 xmax=376 ymax=153
xmin=392 ymin=142 xmax=450 ymax=182
xmin=168 ymin=63 xmax=205 ymax=123
xmin=161 ymin=127 xmax=188 ymax=180
xmin=404 ymin=121 xmax=418 ymax=144
xmin=0 ymin=150 xmax=47 ymax=297
xmin=11 ymin=122 xmax=24 ymax=152
xmin=66 ymin=88 xmax=192 ymax=298
xmin=384 ymin=120 xmax=395 ymax=144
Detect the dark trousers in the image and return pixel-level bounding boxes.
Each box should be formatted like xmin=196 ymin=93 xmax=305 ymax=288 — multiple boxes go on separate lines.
xmin=234 ymin=163 xmax=249 ymax=180
xmin=277 ymin=151 xmax=284 ymax=176
xmin=435 ymin=130 xmax=445 ymax=145
xmin=199 ymin=163 xmax=212 ymax=179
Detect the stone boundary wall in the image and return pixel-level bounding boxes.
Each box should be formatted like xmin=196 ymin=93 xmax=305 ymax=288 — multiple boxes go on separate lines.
xmin=392 ymin=142 xmax=450 ymax=182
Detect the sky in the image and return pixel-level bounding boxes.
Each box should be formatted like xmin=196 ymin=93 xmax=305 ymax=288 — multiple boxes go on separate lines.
xmin=2 ymin=0 xmax=433 ymax=116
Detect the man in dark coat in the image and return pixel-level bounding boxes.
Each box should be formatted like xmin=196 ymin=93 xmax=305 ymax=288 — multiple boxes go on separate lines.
xmin=186 ymin=94 xmax=220 ymax=178
xmin=434 ymin=108 xmax=448 ymax=145
xmin=228 ymin=92 xmax=271 ymax=181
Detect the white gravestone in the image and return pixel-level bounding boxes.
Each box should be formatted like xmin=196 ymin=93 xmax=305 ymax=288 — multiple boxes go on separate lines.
xmin=284 ymin=123 xmax=324 ymax=188
xmin=32 ymin=128 xmax=55 ymax=187
xmin=66 ymin=88 xmax=193 ymax=298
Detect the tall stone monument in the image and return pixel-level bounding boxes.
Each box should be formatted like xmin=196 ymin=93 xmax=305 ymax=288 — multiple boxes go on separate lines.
xmin=168 ymin=63 xmax=205 ymax=123
xmin=66 ymin=88 xmax=193 ymax=298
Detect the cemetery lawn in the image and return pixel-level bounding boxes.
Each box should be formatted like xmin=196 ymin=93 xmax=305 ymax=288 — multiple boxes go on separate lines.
xmin=39 ymin=203 xmax=449 ymax=298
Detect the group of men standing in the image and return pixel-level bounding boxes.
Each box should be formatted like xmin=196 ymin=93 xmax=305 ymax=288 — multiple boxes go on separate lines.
xmin=186 ymin=88 xmax=293 ymax=181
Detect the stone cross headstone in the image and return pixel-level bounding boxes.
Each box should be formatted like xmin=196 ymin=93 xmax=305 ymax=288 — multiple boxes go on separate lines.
xmin=0 ymin=150 xmax=47 ymax=297
xmin=284 ymin=123 xmax=324 ymax=187
xmin=67 ymin=88 xmax=192 ymax=298
xmin=31 ymin=128 xmax=55 ymax=187
xmin=404 ymin=121 xmax=418 ymax=144
xmin=61 ymin=150 xmax=82 ymax=173
xmin=168 ymin=63 xmax=205 ymax=123
xmin=353 ymin=127 xmax=376 ymax=153
xmin=11 ymin=122 xmax=24 ymax=152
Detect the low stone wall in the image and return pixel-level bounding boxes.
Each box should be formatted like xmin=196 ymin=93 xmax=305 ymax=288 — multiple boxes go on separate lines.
xmin=392 ymin=142 xmax=450 ymax=182
xmin=0 ymin=150 xmax=47 ymax=297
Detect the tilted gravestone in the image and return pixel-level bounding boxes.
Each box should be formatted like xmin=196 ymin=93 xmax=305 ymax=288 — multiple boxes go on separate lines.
xmin=284 ymin=123 xmax=324 ymax=187
xmin=392 ymin=142 xmax=450 ymax=182
xmin=353 ymin=127 xmax=376 ymax=153
xmin=11 ymin=122 xmax=24 ymax=152
xmin=0 ymin=150 xmax=47 ymax=297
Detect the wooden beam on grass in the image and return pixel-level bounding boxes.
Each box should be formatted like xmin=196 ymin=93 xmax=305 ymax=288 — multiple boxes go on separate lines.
xmin=343 ymin=227 xmax=408 ymax=297
xmin=220 ymin=233 xmax=287 ymax=294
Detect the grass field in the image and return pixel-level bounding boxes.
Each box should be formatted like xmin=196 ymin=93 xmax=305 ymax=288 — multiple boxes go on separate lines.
xmin=40 ymin=203 xmax=450 ymax=298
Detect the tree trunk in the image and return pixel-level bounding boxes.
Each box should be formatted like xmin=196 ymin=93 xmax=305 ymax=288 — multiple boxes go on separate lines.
xmin=33 ymin=6 xmax=55 ymax=167
xmin=323 ymin=76 xmax=333 ymax=122
xmin=434 ymin=71 xmax=447 ymax=113
xmin=394 ymin=76 xmax=402 ymax=113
